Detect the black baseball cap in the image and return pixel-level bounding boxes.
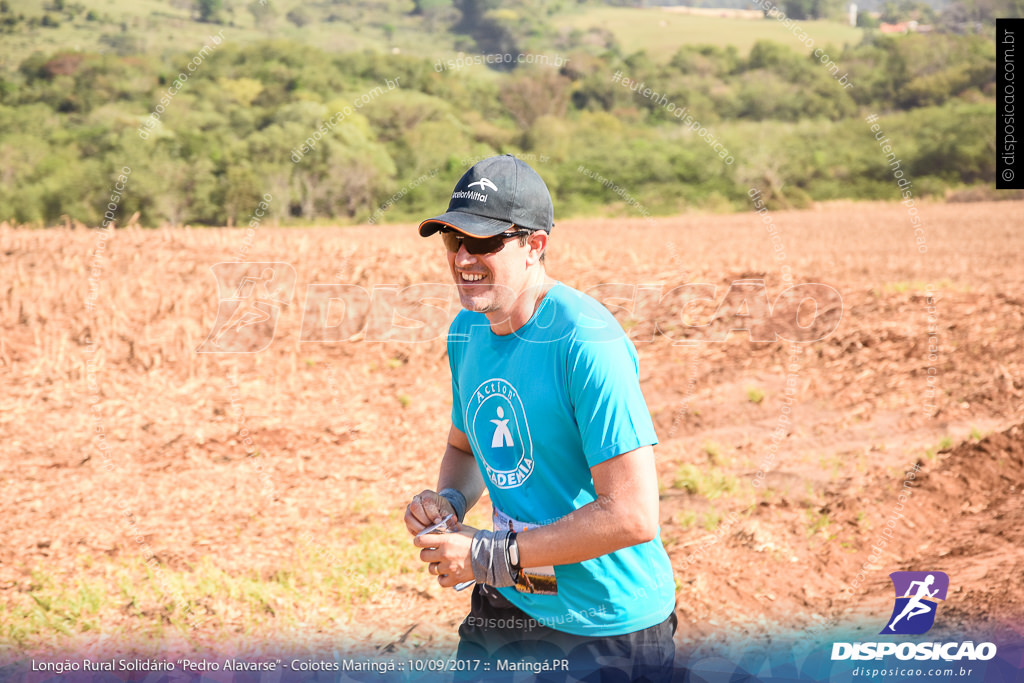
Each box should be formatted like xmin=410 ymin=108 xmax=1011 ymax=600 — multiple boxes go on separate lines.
xmin=418 ymin=154 xmax=554 ymax=237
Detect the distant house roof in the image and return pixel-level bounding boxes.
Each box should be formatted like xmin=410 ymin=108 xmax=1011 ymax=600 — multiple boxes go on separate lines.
xmin=879 ymin=21 xmax=920 ymax=33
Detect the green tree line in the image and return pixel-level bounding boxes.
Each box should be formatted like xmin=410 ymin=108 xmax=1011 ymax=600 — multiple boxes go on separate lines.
xmin=0 ymin=30 xmax=996 ymax=226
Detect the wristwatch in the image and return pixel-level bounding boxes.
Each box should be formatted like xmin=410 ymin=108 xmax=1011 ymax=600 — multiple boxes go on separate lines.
xmin=507 ymin=532 xmax=521 ymax=579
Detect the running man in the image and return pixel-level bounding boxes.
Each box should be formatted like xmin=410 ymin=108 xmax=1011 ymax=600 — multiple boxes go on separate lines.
xmin=404 ymin=155 xmax=677 ymax=681
xmin=888 ymin=574 xmax=939 ymax=631
xmin=211 ymin=266 xmax=283 ymax=346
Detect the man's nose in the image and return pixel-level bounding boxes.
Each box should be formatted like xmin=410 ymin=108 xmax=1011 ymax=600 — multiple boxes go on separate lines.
xmin=454 ymin=244 xmax=478 ymax=266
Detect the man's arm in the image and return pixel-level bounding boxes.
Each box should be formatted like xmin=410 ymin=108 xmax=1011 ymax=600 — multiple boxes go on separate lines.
xmin=414 ymin=444 xmax=660 ymax=588
xmin=404 ymin=424 xmax=485 ymax=535
xmin=437 ymin=424 xmax=486 ymax=511
xmin=516 ymin=444 xmax=659 ymax=568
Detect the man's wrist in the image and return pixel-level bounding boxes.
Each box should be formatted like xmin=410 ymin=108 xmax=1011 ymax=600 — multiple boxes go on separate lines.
xmin=438 ymin=487 xmax=467 ymax=523
xmin=470 ymin=530 xmax=516 ymax=587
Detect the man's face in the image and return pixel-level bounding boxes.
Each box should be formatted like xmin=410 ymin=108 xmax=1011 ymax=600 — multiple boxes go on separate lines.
xmin=445 ymin=231 xmax=542 ymax=315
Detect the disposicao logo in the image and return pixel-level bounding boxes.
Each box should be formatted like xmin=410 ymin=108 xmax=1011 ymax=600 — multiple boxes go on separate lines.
xmin=831 ymin=571 xmax=997 ymax=663
xmin=197 ymin=262 xmax=296 ymax=353
xmin=882 ymin=571 xmax=948 ymax=635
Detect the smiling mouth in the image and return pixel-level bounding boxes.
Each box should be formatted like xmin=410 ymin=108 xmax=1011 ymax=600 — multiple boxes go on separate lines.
xmin=459 ymin=272 xmax=487 ymax=283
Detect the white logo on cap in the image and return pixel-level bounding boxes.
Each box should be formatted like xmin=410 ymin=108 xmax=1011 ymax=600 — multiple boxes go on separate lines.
xmin=467 ymin=178 xmax=498 ymax=192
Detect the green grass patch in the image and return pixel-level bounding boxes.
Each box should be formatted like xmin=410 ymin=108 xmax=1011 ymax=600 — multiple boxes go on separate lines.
xmin=700 ymin=440 xmax=723 ymax=463
xmin=700 ymin=509 xmax=722 ymax=531
xmin=672 ymin=463 xmax=739 ymax=499
xmin=818 ymin=452 xmax=844 ymax=477
xmin=925 ymin=434 xmax=954 ymax=460
xmin=0 ymin=510 xmax=430 ymax=651
xmin=1 ymin=570 xmax=108 ymax=648
xmin=879 ymin=279 xmax=966 ymax=295
xmin=805 ymin=509 xmax=834 ymax=539
xmin=672 ymin=508 xmax=723 ymax=530
xmin=554 ymin=7 xmax=864 ymax=60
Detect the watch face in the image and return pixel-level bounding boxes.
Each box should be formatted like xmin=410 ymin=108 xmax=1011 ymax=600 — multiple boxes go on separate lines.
xmin=509 ymin=538 xmax=520 ymax=566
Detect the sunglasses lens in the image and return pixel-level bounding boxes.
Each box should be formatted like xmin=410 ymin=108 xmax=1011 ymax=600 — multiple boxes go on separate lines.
xmin=441 ymin=231 xmax=521 ymax=254
xmin=441 ymin=231 xmax=461 ymax=253
xmin=466 ymin=235 xmax=503 ymax=254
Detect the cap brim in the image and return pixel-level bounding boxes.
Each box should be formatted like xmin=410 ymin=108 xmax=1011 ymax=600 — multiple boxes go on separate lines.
xmin=418 ymin=211 xmax=514 ymax=237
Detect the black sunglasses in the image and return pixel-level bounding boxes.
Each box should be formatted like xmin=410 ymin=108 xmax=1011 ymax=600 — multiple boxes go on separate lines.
xmin=439 ymin=228 xmax=533 ymax=255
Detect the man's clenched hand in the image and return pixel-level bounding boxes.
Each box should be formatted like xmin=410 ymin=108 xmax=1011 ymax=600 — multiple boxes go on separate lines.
xmin=413 ymin=526 xmax=477 ymax=587
xmin=404 ymin=489 xmax=456 ymax=535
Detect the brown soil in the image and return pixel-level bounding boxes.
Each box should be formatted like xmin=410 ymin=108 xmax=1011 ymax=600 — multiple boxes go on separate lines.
xmin=1 ymin=199 xmax=1022 ymax=659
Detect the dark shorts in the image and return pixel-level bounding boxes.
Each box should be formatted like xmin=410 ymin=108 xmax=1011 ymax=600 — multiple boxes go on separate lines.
xmin=454 ymin=584 xmax=677 ymax=683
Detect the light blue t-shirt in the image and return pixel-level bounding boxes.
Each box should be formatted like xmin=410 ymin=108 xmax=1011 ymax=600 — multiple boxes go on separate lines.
xmin=447 ymin=281 xmax=676 ymax=637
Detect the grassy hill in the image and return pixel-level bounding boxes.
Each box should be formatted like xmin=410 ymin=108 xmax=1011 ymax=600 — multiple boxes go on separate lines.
xmin=553 ymin=6 xmax=865 ymax=59
xmin=0 ymin=0 xmax=870 ymax=74
xmin=0 ymin=0 xmax=999 ymax=226
xmin=0 ymin=0 xmax=458 ymax=71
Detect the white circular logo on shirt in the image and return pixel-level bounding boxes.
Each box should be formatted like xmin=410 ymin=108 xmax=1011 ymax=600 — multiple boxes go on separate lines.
xmin=466 ymin=378 xmax=534 ymax=489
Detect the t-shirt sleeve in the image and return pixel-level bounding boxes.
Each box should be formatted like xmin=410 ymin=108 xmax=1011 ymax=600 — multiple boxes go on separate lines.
xmin=450 ymin=376 xmax=465 ymax=432
xmin=447 ymin=314 xmax=466 ymax=433
xmin=566 ymin=328 xmax=659 ymax=468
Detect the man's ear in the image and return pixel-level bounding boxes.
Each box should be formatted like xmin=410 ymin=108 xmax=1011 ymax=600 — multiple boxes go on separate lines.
xmin=527 ymin=231 xmax=547 ymax=265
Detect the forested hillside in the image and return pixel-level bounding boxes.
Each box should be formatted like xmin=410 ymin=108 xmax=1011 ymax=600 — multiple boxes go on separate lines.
xmin=0 ymin=0 xmax=1004 ymax=226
